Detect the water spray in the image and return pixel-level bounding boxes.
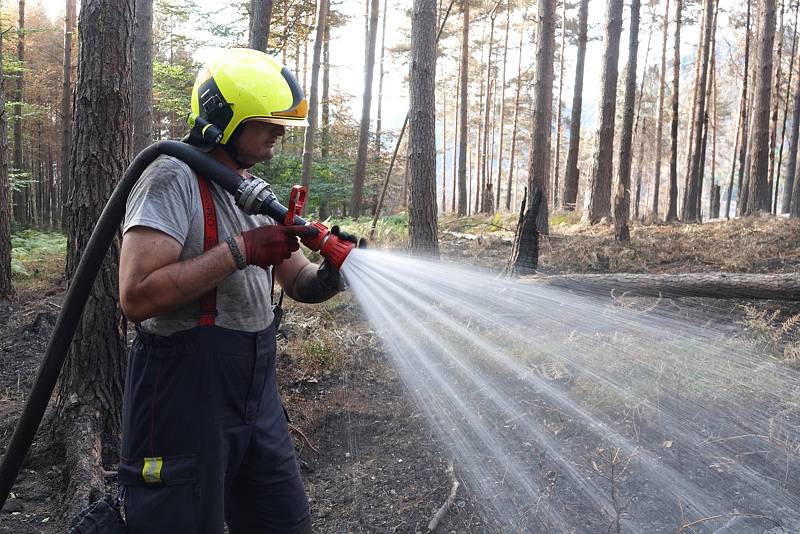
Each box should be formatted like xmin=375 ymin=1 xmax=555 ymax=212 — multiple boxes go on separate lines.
xmin=0 ymin=140 xmax=355 ymax=509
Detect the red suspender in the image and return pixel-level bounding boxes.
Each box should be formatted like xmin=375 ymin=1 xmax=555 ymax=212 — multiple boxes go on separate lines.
xmin=197 ymin=175 xmax=218 ymax=326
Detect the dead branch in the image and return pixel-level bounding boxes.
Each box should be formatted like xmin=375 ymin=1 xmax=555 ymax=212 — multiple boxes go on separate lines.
xmin=426 ymin=461 xmax=460 ymax=533
xmin=675 ymin=513 xmax=782 ymax=533
xmin=288 ymin=423 xmax=320 ymax=455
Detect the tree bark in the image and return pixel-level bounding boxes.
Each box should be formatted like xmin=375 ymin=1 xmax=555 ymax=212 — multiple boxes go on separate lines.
xmin=726 ymin=5 xmax=751 ymax=220
xmin=132 ymin=0 xmax=153 ymax=154
xmin=522 ymin=272 xmax=800 ymax=301
xmin=60 ymin=0 xmax=76 ymax=229
xmin=480 ymin=2 xmax=501 ymax=212
xmin=666 ymin=0 xmax=682 ymax=221
xmin=300 ymin=0 xmax=328 ymax=203
xmin=744 ymin=0 xmax=777 ymax=215
xmin=767 ymin=0 xmax=786 ymax=207
xmin=452 ymin=57 xmax=460 ymax=213
xmin=506 ymin=19 xmax=524 ymax=212
xmin=54 ymin=0 xmax=133 ymax=517
xmin=682 ymin=0 xmax=715 ymax=222
xmin=0 ymin=33 xmax=11 ymax=299
xmin=584 ymin=0 xmax=624 ymax=225
xmin=248 ymin=0 xmax=273 ymax=51
xmin=562 ymin=0 xmax=588 ymax=211
xmin=613 ymin=0 xmax=641 ymax=242
xmin=350 ymin=0 xmax=380 ymax=218
xmin=509 ymin=187 xmax=540 ymax=275
xmin=409 ymin=0 xmax=439 ymax=257
xmin=457 ymin=0 xmax=469 ymax=215
xmin=775 ymin=5 xmax=798 ymax=213
xmin=527 ymin=0 xmax=555 ymax=234
xmin=12 ymin=0 xmax=25 ymax=227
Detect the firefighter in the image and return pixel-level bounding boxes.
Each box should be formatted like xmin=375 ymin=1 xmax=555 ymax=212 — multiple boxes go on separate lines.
xmin=118 ymin=49 xmax=354 ymax=533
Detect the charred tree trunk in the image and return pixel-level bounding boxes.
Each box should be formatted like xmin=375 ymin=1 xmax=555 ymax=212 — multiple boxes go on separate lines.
xmin=526 ymin=0 xmax=555 ymax=234
xmin=584 ymin=0 xmax=624 ymax=225
xmin=613 ymin=0 xmax=641 ymax=242
xmin=508 ymin=187 xmax=540 ymax=275
xmin=651 ymin=0 xmax=670 ymax=220
xmin=12 ymin=0 xmax=25 ymax=227
xmin=132 ymin=0 xmax=153 ymax=154
xmin=60 ymin=0 xmax=76 ymax=229
xmin=300 ymin=0 xmax=328 ymax=203
xmin=350 ymin=0 xmax=380 ymax=218
xmin=745 ymin=0 xmax=777 ymax=215
xmin=248 ymin=0 xmax=273 ymax=51
xmin=666 ymin=0 xmax=682 ymax=221
xmin=54 ymin=0 xmax=133 ymax=517
xmin=505 ymin=20 xmax=524 ymax=212
xmin=457 ymin=0 xmax=469 ymax=215
xmin=0 ymin=34 xmax=11 ymax=299
xmin=562 ymin=0 xmax=589 ymax=211
xmin=409 ymin=0 xmax=439 ymax=257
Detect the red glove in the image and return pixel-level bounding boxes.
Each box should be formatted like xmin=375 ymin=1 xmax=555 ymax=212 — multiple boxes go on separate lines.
xmin=241 ymin=225 xmax=312 ymax=268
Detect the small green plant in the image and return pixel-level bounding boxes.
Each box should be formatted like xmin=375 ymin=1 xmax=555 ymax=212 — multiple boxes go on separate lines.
xmin=10 ymin=230 xmax=67 ymax=285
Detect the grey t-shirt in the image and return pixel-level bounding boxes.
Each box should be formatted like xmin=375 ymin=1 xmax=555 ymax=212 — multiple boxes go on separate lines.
xmin=123 ymin=155 xmax=276 ymax=335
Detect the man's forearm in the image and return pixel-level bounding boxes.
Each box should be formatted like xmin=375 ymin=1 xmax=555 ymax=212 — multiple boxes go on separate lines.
xmin=123 ymin=236 xmax=243 ymax=322
xmin=284 ymin=263 xmax=341 ymax=304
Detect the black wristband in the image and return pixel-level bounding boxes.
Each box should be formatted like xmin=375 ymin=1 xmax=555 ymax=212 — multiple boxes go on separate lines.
xmin=226 ymin=236 xmax=247 ymax=270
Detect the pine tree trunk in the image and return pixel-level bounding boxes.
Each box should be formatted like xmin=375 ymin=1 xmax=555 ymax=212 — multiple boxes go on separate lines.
xmin=651 ymin=0 xmax=670 ymax=220
xmin=321 ymin=13 xmax=330 ymax=158
xmin=60 ymin=0 xmax=76 ymax=229
xmin=480 ymin=4 xmax=500 ymax=213
xmin=473 ymin=19 xmax=487 ymax=214
xmin=457 ymin=0 xmax=469 ymax=215
xmin=736 ymin=0 xmax=753 ymax=217
xmin=54 ymin=0 xmax=133 ymax=516
xmin=666 ymin=0 xmax=683 ymax=221
xmin=248 ymin=0 xmax=273 ymax=51
xmin=350 ymin=0 xmax=380 ymax=218
xmin=374 ymin=0 xmax=388 ymax=154
xmin=584 ymin=0 xmax=624 ymax=225
xmin=0 ymin=33 xmax=11 ymax=299
xmin=552 ymin=0 xmax=566 ymax=210
xmin=526 ymin=0 xmax=555 ymax=234
xmin=495 ymin=7 xmax=509 ymax=212
xmin=132 ymin=0 xmax=153 ymax=153
xmin=778 ymin=4 xmax=799 ymax=213
xmin=745 ymin=0 xmax=777 ymax=215
xmin=452 ymin=56 xmax=460 ymax=213
xmin=767 ymin=0 xmax=786 ymax=205
xmin=441 ymin=83 xmax=447 ymax=214
xmin=506 ymin=20 xmax=524 ymax=212
xmin=409 ymin=0 xmax=438 ymax=256
xmin=632 ymin=24 xmax=653 ymax=221
xmin=562 ymin=0 xmax=588 ymax=211
xmin=300 ymin=0 xmax=328 ymax=201
xmin=613 ymin=0 xmax=641 ymax=242
xmin=682 ymin=0 xmax=714 ymax=222
xmin=12 ymin=0 xmax=25 ymax=227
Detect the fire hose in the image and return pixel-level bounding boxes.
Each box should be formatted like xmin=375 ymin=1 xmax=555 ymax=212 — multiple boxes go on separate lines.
xmin=0 ymin=140 xmax=355 ymax=509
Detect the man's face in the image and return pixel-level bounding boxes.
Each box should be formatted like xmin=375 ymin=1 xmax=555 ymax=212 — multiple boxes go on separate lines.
xmin=235 ymin=121 xmax=286 ymax=166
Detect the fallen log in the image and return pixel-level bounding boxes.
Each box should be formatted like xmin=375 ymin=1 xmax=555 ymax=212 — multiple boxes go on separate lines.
xmin=519 ymin=272 xmax=800 ymax=301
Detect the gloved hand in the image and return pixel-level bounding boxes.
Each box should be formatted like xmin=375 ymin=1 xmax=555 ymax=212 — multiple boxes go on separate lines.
xmin=241 ymin=225 xmax=312 ymax=268
xmin=317 ymin=259 xmax=346 ymax=292
xmin=330 ymin=225 xmax=368 ymax=249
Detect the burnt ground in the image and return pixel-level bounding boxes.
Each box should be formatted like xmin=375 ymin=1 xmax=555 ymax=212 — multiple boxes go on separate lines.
xmin=1 ymin=217 xmax=799 ymax=533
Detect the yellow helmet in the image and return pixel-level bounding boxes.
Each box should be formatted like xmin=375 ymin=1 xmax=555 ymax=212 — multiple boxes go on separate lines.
xmin=188 ymin=48 xmax=309 ymax=146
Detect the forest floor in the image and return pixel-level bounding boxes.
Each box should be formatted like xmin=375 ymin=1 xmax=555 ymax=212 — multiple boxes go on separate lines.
xmin=0 ymin=215 xmax=799 ymax=533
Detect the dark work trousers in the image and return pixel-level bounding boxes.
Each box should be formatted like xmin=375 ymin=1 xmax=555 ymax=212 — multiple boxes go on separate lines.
xmin=119 ymin=324 xmax=311 ymax=533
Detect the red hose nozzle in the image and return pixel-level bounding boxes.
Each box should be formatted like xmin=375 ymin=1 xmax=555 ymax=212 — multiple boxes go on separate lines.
xmin=301 ymin=221 xmax=355 ymax=271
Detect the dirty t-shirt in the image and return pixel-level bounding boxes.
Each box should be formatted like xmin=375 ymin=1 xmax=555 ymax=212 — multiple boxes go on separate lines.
xmin=123 ymin=155 xmax=276 ymax=335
